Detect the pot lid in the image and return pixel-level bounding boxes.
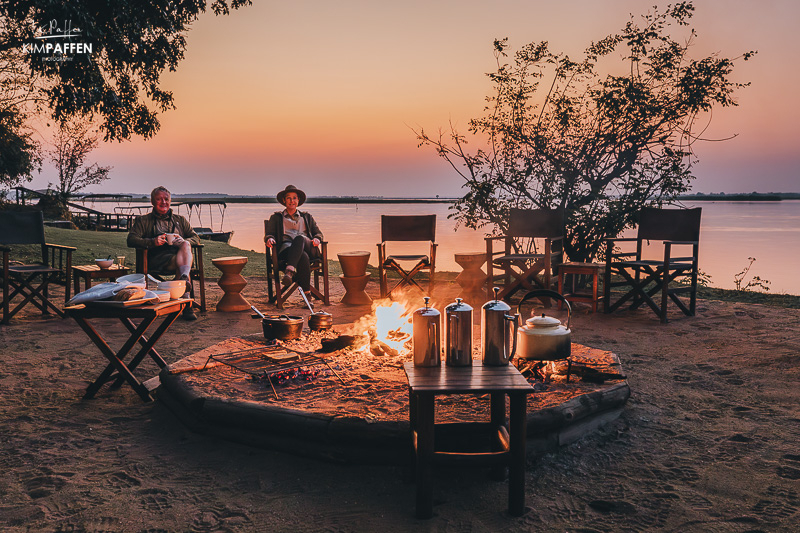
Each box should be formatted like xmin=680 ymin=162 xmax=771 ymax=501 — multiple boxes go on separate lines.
xmin=526 ymin=314 xmax=563 ymax=327
xmin=445 ymin=297 xmax=472 ymax=312
xmin=265 ymin=314 xmax=303 ymax=323
xmin=312 ymin=310 xmax=332 ymax=317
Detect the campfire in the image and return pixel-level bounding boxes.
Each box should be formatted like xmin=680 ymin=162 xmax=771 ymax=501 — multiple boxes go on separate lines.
xmin=352 ymin=297 xmax=416 ymax=357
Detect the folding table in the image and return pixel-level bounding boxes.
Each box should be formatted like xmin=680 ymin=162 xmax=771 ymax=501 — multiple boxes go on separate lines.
xmin=66 ymin=298 xmax=191 ymax=402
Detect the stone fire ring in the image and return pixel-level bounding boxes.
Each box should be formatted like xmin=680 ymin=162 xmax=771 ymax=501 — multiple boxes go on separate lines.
xmin=156 ymin=333 xmax=630 ymax=464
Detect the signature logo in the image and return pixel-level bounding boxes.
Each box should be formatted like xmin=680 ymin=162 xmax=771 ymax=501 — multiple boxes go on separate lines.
xmin=23 ymin=19 xmax=93 ymax=60
xmin=35 ymin=19 xmax=83 ymax=40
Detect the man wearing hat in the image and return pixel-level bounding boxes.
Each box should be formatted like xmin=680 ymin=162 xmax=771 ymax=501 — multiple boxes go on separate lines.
xmin=265 ymin=185 xmax=324 ymax=294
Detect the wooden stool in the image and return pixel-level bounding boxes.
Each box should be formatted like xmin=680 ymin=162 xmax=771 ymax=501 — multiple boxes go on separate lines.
xmin=211 ymin=256 xmax=249 ymax=312
xmin=454 ymin=252 xmax=487 ymax=307
xmin=558 ymin=262 xmax=604 ymax=313
xmin=72 ymin=264 xmax=131 ymax=298
xmin=338 ymin=251 xmax=372 ymax=305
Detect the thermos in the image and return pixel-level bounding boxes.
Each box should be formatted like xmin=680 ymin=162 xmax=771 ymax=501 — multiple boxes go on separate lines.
xmin=481 ymin=287 xmax=520 ymax=366
xmin=444 ymin=298 xmax=473 ymax=366
xmin=412 ymin=297 xmax=441 ymax=367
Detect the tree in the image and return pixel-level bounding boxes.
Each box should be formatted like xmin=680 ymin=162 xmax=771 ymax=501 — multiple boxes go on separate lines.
xmin=0 ymin=0 xmax=251 ymax=189
xmin=47 ymin=118 xmax=111 ymax=201
xmin=416 ymin=2 xmax=754 ymax=263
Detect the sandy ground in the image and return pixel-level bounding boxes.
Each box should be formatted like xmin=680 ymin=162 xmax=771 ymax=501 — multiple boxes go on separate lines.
xmin=1 ymin=275 xmax=799 ymax=532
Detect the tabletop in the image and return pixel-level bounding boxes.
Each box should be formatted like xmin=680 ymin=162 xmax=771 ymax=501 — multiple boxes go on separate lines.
xmin=403 ymin=362 xmax=534 ymax=394
xmin=65 ymin=298 xmax=191 ymax=320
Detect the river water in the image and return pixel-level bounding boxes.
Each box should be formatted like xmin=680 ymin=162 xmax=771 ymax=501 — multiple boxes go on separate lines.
xmin=110 ymin=200 xmax=800 ymax=295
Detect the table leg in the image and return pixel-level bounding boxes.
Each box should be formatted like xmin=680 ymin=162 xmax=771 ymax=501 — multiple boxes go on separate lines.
xmin=490 ymin=392 xmax=507 ymax=480
xmin=415 ymin=392 xmax=435 ymax=519
xmin=73 ymin=275 xmax=81 ymax=300
xmin=404 ymin=387 xmax=417 ymax=483
xmin=508 ymin=392 xmax=528 ymax=516
xmin=75 ymin=316 xmax=155 ymax=402
xmin=110 ymin=312 xmax=178 ymax=389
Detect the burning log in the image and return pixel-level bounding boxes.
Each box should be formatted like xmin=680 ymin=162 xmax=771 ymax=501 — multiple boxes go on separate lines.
xmin=370 ymin=339 xmax=398 ymax=357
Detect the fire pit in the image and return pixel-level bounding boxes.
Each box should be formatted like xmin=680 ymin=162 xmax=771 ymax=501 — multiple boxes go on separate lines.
xmin=157 ymin=300 xmax=630 ymax=463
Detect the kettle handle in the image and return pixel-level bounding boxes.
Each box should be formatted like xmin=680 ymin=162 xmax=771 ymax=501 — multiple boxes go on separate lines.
xmin=517 ymin=290 xmax=571 ymax=330
xmin=428 ymin=320 xmax=440 ymax=363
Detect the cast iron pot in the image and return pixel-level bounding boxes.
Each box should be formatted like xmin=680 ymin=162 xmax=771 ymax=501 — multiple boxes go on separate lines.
xmin=261 ymin=314 xmax=304 ymax=341
xmin=308 ymin=311 xmax=333 ymax=331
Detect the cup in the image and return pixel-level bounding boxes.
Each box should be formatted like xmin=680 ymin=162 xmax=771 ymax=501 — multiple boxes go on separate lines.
xmin=116 ymin=255 xmax=126 ymax=268
xmin=165 ymin=233 xmax=176 ymax=245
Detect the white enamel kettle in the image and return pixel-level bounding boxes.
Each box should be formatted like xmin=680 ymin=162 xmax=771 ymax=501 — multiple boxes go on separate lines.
xmin=516 ymin=290 xmax=572 ymax=361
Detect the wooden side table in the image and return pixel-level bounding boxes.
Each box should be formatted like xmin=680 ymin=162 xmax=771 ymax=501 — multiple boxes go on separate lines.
xmin=558 ymin=262 xmax=604 ymax=313
xmin=65 ymin=298 xmax=191 ymax=402
xmin=211 ymin=256 xmax=250 ymax=312
xmin=71 ymin=264 xmax=131 ymax=299
xmin=404 ymin=362 xmax=534 ymax=518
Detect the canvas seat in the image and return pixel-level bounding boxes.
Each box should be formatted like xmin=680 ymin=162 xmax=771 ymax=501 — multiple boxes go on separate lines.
xmin=1 ymin=211 xmax=75 ymax=324
xmin=603 ymin=207 xmax=702 ymax=323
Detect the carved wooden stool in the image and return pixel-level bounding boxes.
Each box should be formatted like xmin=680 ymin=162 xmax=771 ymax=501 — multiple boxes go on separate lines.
xmin=211 ymin=256 xmax=249 ymax=312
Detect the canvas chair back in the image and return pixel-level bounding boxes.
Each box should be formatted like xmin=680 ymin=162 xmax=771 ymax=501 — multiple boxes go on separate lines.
xmin=0 ymin=211 xmax=47 ymax=263
xmin=507 ymin=207 xmax=564 ymax=238
xmin=381 ymin=215 xmax=436 ymax=242
xmin=637 ymin=207 xmax=702 ymax=242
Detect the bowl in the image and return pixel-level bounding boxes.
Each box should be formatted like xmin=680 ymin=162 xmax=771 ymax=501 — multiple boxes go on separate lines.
xmin=95 ymin=259 xmax=114 ymax=269
xmin=153 ymin=290 xmax=171 ymax=303
xmin=158 ymin=280 xmax=187 ymax=300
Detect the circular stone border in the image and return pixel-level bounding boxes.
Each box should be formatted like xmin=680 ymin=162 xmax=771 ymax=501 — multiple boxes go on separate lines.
xmin=156 ymin=340 xmax=630 ymax=464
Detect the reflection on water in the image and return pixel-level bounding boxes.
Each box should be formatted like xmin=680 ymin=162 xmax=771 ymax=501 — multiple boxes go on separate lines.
xmin=126 ymin=200 xmax=800 ymax=295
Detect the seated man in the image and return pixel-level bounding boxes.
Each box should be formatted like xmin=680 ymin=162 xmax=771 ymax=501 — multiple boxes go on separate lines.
xmin=265 ymin=184 xmax=323 ymax=296
xmin=127 ymin=186 xmax=200 ymax=320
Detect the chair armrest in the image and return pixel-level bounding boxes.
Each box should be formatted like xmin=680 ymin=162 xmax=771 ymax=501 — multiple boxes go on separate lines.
xmin=485 ymin=235 xmax=505 ymax=242
xmin=549 ymin=236 xmax=564 ymax=242
xmin=45 ymin=243 xmax=77 ymax=251
xmin=191 ymin=242 xmax=204 ymax=249
xmin=662 ymin=240 xmax=698 ymax=246
xmin=0 ymin=245 xmax=10 ymax=252
xmin=604 ymin=237 xmax=637 ymax=243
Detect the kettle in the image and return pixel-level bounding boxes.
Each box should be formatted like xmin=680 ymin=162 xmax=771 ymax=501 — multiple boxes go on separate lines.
xmin=516 ymin=290 xmax=572 ymax=361
xmin=444 ymin=298 xmax=473 ymax=366
xmin=412 ymin=297 xmax=441 ymax=367
xmin=481 ymin=287 xmax=520 ymax=366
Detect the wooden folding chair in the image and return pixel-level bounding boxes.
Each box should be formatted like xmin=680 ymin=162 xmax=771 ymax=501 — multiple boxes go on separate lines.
xmin=603 ymin=207 xmax=702 ymax=323
xmin=486 ymin=208 xmax=564 ymax=302
xmin=1 ymin=211 xmax=75 ymax=324
xmin=377 ymin=215 xmax=437 ymax=299
xmin=265 ymin=221 xmax=330 ymax=309
xmin=132 ymin=244 xmax=207 ymax=312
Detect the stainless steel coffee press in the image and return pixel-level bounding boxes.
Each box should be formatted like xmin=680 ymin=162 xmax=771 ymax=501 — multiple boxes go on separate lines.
xmin=412 ymin=297 xmax=441 ymax=367
xmin=481 ymin=287 xmax=520 ymax=366
xmin=444 ymin=297 xmax=473 ymax=366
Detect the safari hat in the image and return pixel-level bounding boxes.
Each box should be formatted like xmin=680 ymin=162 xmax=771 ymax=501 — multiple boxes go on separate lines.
xmin=277 ymin=184 xmax=306 ymax=206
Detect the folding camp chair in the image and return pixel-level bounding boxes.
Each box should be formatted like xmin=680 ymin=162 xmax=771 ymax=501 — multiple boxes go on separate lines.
xmin=1 ymin=211 xmax=75 ymax=324
xmin=377 ymin=215 xmax=437 ymax=299
xmin=603 ymin=207 xmax=702 ymax=323
xmin=486 ymin=208 xmax=564 ymax=302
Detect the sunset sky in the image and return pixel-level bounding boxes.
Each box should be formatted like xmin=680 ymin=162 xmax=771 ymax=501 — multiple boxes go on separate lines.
xmin=29 ymin=0 xmax=800 ymax=197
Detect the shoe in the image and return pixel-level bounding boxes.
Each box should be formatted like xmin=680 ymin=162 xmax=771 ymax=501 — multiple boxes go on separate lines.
xmin=282 ymin=271 xmax=294 ymax=286
xmin=181 ymin=304 xmax=197 ymax=321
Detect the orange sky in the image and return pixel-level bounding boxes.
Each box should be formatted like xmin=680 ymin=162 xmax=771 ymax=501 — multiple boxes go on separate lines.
xmin=30 ymin=0 xmax=800 ymax=196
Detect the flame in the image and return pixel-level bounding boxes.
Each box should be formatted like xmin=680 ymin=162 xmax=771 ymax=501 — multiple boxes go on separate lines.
xmin=352 ymin=297 xmax=415 ymax=356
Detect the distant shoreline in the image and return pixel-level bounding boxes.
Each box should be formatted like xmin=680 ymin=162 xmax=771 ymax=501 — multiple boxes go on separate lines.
xmin=72 ymin=193 xmax=800 ymax=204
